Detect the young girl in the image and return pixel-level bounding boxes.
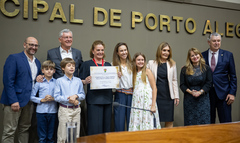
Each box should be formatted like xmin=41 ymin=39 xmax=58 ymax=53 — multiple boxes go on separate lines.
xmin=129 ymin=53 xmax=161 ymax=131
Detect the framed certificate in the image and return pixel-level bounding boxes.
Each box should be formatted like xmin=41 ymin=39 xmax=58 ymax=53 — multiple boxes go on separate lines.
xmin=90 ymin=66 xmax=119 ymax=89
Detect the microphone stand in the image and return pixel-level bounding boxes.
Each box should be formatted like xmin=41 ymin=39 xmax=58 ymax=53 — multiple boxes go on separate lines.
xmin=113 ymin=102 xmax=157 ymax=129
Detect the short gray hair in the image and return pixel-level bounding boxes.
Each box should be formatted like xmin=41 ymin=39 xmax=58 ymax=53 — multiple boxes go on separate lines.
xmin=59 ymin=29 xmax=73 ymax=38
xmin=208 ymin=32 xmax=221 ymax=41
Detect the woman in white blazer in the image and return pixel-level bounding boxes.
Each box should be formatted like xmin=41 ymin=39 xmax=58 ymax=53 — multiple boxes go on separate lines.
xmin=147 ymin=42 xmax=179 ymax=128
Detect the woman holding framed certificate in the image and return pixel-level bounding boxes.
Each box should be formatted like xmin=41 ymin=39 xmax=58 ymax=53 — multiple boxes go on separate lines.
xmin=79 ymin=40 xmax=112 ymax=135
xmin=112 ymin=42 xmax=133 ymax=131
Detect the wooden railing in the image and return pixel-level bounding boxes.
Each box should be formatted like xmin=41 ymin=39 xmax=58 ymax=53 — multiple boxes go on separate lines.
xmin=77 ymin=122 xmax=240 ymax=143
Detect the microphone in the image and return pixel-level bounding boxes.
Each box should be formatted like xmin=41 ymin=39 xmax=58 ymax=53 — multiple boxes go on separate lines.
xmin=113 ymin=102 xmax=157 ymax=129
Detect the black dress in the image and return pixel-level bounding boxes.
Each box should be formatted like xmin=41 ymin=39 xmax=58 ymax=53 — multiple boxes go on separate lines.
xmin=156 ymin=63 xmax=174 ymax=122
xmin=180 ymin=65 xmax=212 ymax=126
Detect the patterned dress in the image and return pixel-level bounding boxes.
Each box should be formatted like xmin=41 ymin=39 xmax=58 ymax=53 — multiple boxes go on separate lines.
xmin=129 ymin=71 xmax=161 ymax=131
xmin=181 ymin=66 xmax=211 ymax=126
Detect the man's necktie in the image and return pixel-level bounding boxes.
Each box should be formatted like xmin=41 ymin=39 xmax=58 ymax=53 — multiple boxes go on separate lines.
xmin=211 ymin=52 xmax=216 ymax=72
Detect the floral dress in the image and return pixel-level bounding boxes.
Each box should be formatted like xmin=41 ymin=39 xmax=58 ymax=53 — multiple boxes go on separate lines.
xmin=129 ymin=71 xmax=161 ymax=131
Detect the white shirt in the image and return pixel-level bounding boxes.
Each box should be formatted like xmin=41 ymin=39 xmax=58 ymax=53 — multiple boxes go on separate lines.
xmin=208 ymin=49 xmax=219 ymax=67
xmin=118 ymin=66 xmax=133 ymax=89
xmin=25 ymin=53 xmax=38 ymax=87
xmin=60 ymin=46 xmax=73 ymax=59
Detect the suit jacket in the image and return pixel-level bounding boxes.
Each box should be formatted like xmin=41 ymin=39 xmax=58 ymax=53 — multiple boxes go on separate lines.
xmin=0 ymin=51 xmax=41 ymax=107
xmin=47 ymin=47 xmax=83 ymax=79
xmin=202 ymin=49 xmax=237 ymax=100
xmin=147 ymin=60 xmax=179 ymax=99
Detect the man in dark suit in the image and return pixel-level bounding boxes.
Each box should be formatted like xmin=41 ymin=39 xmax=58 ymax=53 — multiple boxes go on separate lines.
xmin=0 ymin=37 xmax=41 ymax=143
xmin=202 ymin=32 xmax=237 ymax=123
xmin=47 ymin=29 xmax=83 ymax=78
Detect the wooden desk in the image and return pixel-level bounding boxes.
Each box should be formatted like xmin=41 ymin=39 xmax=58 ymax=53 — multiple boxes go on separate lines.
xmin=78 ymin=122 xmax=240 ymax=143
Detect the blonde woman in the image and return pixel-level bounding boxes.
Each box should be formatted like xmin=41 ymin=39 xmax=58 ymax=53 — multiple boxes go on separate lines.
xmin=112 ymin=42 xmax=133 ymax=131
xmin=180 ymin=48 xmax=212 ymax=126
xmin=129 ymin=53 xmax=161 ymax=131
xmin=147 ymin=42 xmax=179 ymax=128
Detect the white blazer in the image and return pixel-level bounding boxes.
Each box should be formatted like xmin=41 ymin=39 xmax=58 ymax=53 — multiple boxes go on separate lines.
xmin=147 ymin=60 xmax=179 ymax=99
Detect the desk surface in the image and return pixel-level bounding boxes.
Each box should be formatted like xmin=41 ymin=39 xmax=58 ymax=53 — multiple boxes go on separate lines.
xmin=78 ymin=122 xmax=240 ymax=143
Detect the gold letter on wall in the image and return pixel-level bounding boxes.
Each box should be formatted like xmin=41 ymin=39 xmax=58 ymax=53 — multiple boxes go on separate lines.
xmin=110 ymin=9 xmax=121 ymax=27
xmin=215 ymin=21 xmax=223 ymax=36
xmin=145 ymin=13 xmax=157 ymax=31
xmin=33 ymin=0 xmax=49 ymax=20
xmin=49 ymin=2 xmax=67 ymax=23
xmin=236 ymin=23 xmax=240 ymax=38
xmin=226 ymin=22 xmax=234 ymax=37
xmin=160 ymin=15 xmax=170 ymax=32
xmin=23 ymin=0 xmax=28 ymax=18
xmin=0 ymin=0 xmax=20 ymax=17
xmin=185 ymin=18 xmax=196 ymax=34
xmin=203 ymin=20 xmax=212 ymax=35
xmin=131 ymin=11 xmax=143 ymax=29
xmin=70 ymin=4 xmax=83 ymax=24
xmin=172 ymin=16 xmax=183 ymax=33
xmin=94 ymin=7 xmax=108 ymax=26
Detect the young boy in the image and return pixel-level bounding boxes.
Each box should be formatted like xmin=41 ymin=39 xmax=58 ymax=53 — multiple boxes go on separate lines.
xmin=30 ymin=60 xmax=57 ymax=143
xmin=54 ymin=58 xmax=85 ymax=143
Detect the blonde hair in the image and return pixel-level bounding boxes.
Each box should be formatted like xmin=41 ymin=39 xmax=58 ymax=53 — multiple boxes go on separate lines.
xmin=90 ymin=40 xmax=105 ymax=59
xmin=185 ymin=47 xmax=206 ymax=75
xmin=132 ymin=52 xmax=147 ymax=90
xmin=155 ymin=42 xmax=175 ymax=67
xmin=112 ymin=42 xmax=132 ymax=74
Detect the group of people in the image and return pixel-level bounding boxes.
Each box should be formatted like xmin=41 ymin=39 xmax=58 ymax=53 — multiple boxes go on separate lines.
xmin=0 ymin=29 xmax=237 ymax=143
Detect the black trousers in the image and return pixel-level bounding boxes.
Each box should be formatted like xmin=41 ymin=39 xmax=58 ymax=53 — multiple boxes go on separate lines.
xmin=87 ymin=103 xmax=112 ymax=135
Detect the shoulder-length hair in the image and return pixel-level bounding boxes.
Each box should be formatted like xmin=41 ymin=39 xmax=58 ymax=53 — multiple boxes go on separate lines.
xmin=132 ymin=52 xmax=147 ymax=90
xmin=155 ymin=42 xmax=175 ymax=67
xmin=112 ymin=42 xmax=132 ymax=73
xmin=185 ymin=47 xmax=206 ymax=75
xmin=90 ymin=40 xmax=105 ymax=59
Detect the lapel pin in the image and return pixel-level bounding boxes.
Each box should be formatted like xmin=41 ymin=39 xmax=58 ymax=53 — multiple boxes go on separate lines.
xmin=221 ymin=54 xmax=223 ymax=56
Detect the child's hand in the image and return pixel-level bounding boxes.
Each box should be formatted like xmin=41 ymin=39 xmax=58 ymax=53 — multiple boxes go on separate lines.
xmin=45 ymin=95 xmax=54 ymax=101
xmin=68 ymin=95 xmax=78 ymax=104
xmin=41 ymin=98 xmax=47 ymax=103
xmin=150 ymin=105 xmax=156 ymax=113
xmin=73 ymin=100 xmax=79 ymax=106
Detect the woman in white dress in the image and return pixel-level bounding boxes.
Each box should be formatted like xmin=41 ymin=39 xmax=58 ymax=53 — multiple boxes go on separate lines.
xmin=129 ymin=53 xmax=161 ymax=131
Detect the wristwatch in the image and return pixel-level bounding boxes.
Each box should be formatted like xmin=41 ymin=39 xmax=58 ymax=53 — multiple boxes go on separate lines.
xmin=200 ymin=89 xmax=204 ymax=94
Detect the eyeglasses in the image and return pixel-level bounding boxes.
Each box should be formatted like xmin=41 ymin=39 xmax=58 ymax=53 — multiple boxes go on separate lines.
xmin=26 ymin=43 xmax=40 ymax=48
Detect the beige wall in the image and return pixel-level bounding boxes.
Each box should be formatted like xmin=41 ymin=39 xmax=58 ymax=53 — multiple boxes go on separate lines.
xmin=0 ymin=0 xmax=239 ymax=140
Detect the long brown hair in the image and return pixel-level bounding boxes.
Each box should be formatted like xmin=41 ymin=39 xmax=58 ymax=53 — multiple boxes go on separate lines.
xmin=132 ymin=52 xmax=147 ymax=90
xmin=112 ymin=42 xmax=132 ymax=74
xmin=155 ymin=42 xmax=175 ymax=67
xmin=185 ymin=47 xmax=206 ymax=75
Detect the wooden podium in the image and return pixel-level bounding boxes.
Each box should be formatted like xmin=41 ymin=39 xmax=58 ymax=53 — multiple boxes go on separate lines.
xmin=77 ymin=122 xmax=240 ymax=143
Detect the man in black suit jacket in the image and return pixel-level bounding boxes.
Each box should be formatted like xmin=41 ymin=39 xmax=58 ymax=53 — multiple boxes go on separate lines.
xmin=47 ymin=29 xmax=83 ymax=78
xmin=202 ymin=32 xmax=237 ymax=123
